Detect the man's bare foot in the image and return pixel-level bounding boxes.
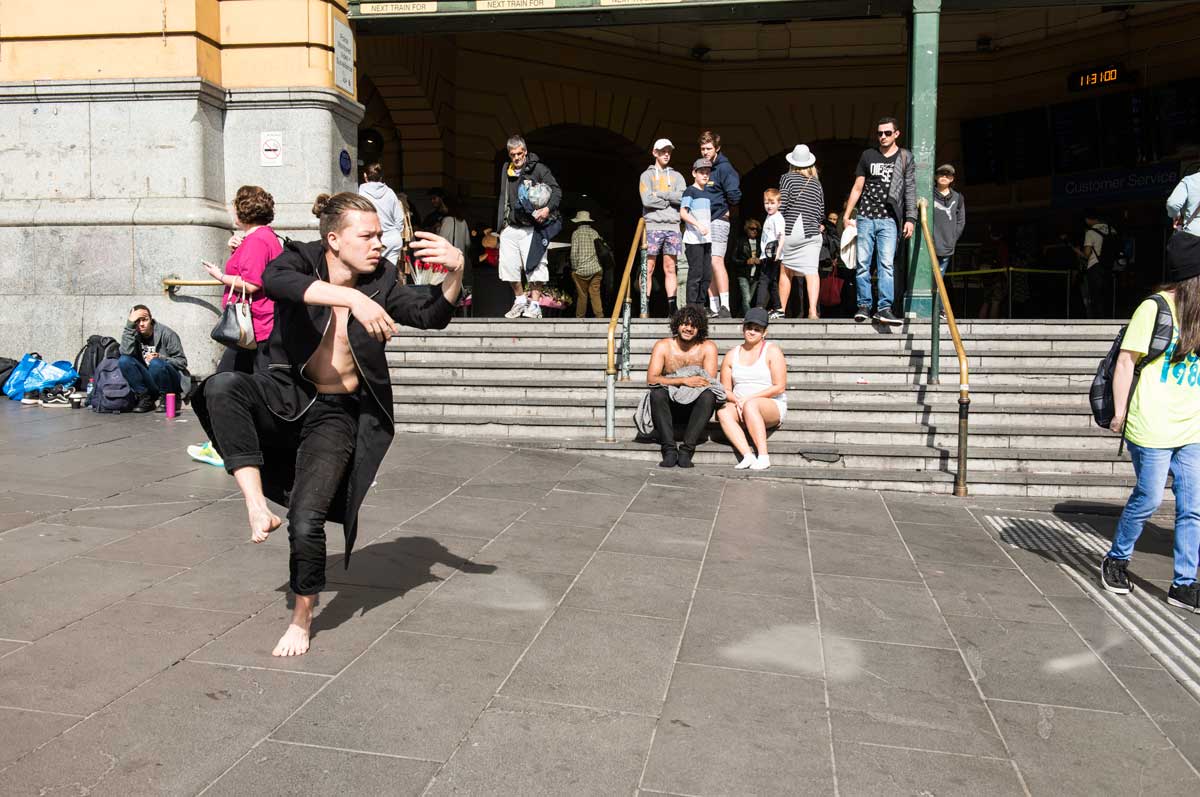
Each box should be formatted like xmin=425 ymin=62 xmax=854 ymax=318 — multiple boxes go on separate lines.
xmin=272 ymin=624 xmax=310 ymax=657
xmin=249 ymin=506 xmax=282 ymax=543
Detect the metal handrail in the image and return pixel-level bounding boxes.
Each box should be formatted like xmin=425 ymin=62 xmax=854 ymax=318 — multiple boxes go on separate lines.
xmin=918 ymin=198 xmax=970 ymax=497
xmin=162 ymin=278 xmax=222 ymax=295
xmin=604 ymin=218 xmax=647 ymax=442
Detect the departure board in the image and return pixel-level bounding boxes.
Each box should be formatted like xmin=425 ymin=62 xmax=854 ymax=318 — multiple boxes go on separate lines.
xmin=960 ymin=115 xmax=1003 ymax=184
xmin=1005 ymin=107 xmax=1052 ymax=179
xmin=1050 ymin=99 xmax=1101 ymax=174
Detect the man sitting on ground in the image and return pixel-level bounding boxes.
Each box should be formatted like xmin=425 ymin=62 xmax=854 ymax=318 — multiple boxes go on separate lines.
xmin=639 ymin=305 xmax=722 ymax=468
xmin=118 ymin=304 xmax=190 ymax=413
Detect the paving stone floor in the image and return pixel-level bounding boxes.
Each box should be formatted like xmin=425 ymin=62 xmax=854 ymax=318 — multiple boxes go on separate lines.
xmin=1 ymin=401 xmax=1199 ymax=795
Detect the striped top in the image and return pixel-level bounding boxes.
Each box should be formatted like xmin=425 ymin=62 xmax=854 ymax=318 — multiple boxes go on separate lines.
xmin=779 ymin=171 xmax=825 ymax=239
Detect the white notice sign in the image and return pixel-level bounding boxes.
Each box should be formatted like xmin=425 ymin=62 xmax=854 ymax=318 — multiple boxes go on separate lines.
xmin=334 ymin=19 xmax=355 ymax=96
xmin=260 ymin=132 xmax=283 ymax=167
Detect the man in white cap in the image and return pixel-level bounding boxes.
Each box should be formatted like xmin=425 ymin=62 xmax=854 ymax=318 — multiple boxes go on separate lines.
xmin=640 ymin=138 xmax=687 ymax=313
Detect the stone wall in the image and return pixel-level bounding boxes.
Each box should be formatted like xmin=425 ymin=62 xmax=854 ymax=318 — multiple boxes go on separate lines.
xmin=0 ymin=79 xmax=362 ymax=371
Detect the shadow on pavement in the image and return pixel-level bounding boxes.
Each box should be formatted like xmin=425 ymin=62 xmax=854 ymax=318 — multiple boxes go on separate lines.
xmin=283 ymin=536 xmax=498 ymax=640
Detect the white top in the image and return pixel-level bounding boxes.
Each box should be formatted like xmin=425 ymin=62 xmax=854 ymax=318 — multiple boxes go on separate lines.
xmin=761 ymin=213 xmax=786 ymax=260
xmin=731 ymin=342 xmax=786 ymax=410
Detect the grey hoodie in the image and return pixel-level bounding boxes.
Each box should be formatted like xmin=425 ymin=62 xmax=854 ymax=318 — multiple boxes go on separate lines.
xmin=358 ymin=181 xmax=406 ymax=265
xmin=639 ymin=164 xmax=686 ymax=232
xmin=932 ymin=188 xmax=966 ymax=257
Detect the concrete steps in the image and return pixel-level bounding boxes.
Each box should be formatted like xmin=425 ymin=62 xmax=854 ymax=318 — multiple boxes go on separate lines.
xmin=388 ymin=317 xmax=1126 ymax=497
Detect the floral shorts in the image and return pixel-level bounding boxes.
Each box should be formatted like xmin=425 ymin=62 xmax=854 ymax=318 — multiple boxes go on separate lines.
xmin=646 ymin=229 xmax=682 ymax=257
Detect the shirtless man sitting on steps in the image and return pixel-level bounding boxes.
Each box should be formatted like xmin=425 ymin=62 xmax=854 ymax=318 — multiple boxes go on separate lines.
xmin=194 ymin=192 xmax=463 ymax=657
xmin=646 ymin=305 xmax=720 ymax=468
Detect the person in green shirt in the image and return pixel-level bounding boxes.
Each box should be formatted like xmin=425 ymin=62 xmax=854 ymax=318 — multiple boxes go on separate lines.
xmin=1101 ymin=252 xmax=1200 ymax=611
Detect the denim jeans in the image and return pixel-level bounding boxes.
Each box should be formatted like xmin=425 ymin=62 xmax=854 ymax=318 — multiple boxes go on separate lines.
xmin=855 ymin=216 xmax=898 ymax=312
xmin=118 ymin=354 xmax=181 ymax=398
xmin=1107 ymin=441 xmax=1200 ymax=587
xmin=938 ymin=255 xmax=952 ymax=275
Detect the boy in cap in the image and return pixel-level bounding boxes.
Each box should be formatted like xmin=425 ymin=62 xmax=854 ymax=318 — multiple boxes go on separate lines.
xmin=680 ymin=159 xmax=715 ymax=310
xmin=640 ymin=139 xmax=687 ymax=313
xmin=932 ymin=164 xmax=966 ymax=276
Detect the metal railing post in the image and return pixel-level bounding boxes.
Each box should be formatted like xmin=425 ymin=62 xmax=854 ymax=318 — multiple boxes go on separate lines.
xmin=638 ymin=248 xmax=649 ymax=319
xmin=604 ymin=219 xmax=648 ymax=440
xmin=620 ymin=295 xmax=632 ymax=381
xmin=918 ymin=199 xmax=970 ymax=497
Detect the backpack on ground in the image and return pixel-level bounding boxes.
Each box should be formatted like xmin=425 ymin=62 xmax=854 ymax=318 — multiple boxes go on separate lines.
xmin=90 ymin=357 xmax=137 ymax=413
xmin=1089 ymin=294 xmax=1173 ymax=451
xmin=73 ymin=335 xmax=119 ymax=387
xmin=0 ymin=356 xmax=18 ymax=394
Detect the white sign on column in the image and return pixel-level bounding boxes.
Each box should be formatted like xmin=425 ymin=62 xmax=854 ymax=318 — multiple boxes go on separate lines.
xmin=260 ymin=131 xmax=283 ymax=167
xmin=334 ymin=19 xmax=355 ymax=96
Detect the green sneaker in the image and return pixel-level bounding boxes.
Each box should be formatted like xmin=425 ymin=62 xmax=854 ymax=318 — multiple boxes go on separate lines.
xmin=187 ymin=441 xmax=224 ymax=468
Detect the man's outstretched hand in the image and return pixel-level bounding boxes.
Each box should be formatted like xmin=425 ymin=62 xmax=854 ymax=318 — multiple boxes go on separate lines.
xmin=352 ymin=296 xmax=400 ymax=343
xmin=409 ymin=231 xmax=465 ymax=273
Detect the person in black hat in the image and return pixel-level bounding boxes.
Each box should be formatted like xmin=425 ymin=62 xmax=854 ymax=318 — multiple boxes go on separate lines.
xmin=1100 ymin=250 xmax=1200 ymax=611
xmin=716 ymin=307 xmax=788 ymax=470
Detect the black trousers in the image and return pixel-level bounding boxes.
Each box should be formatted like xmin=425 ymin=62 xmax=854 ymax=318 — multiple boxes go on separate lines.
xmin=203 ymin=372 xmax=358 ymax=596
xmin=685 ymin=242 xmax=712 ymax=307
xmin=649 ymin=387 xmax=716 ymax=452
xmin=217 ymin=342 xmax=271 ymax=375
xmin=755 ymin=258 xmax=781 ymax=311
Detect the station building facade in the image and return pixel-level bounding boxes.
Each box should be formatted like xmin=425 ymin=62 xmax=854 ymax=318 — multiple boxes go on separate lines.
xmin=1 ymin=1 xmax=1197 ymax=364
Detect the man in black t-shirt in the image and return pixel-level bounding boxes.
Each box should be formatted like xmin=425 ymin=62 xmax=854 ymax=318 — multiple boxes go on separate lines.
xmin=843 ymin=117 xmax=916 ymax=326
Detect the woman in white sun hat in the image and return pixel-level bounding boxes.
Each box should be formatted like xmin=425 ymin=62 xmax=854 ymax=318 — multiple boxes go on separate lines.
xmin=777 ymin=144 xmax=826 ymax=319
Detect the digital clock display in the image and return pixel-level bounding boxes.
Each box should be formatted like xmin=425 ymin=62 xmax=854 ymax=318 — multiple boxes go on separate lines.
xmin=1069 ymin=64 xmax=1125 ymax=92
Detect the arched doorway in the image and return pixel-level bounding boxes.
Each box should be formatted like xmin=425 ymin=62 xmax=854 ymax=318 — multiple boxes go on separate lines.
xmin=740 ymin=139 xmax=867 ymax=229
xmin=482 ymin=125 xmax=645 ymax=316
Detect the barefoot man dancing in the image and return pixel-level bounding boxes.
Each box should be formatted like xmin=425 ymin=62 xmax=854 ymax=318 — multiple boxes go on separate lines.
xmin=194 ymin=192 xmax=463 ymax=656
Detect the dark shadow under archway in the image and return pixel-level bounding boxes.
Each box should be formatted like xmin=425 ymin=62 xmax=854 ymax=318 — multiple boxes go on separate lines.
xmin=477 ymin=125 xmax=646 ymax=317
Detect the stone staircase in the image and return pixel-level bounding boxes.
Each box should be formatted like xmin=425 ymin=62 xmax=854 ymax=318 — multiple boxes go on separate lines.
xmin=387 ymin=318 xmax=1132 ymax=498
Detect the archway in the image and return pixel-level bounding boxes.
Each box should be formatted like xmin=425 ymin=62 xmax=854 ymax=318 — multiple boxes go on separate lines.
xmin=483 ymin=125 xmax=646 ymax=316
xmin=740 ymin=139 xmax=867 ymax=229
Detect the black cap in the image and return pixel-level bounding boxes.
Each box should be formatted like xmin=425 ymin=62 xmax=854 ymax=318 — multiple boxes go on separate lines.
xmin=744 ymin=308 xmax=770 ymax=328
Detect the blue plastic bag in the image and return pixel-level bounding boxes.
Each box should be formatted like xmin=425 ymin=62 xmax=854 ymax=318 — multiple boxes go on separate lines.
xmin=3 ymin=353 xmax=41 ymax=399
xmin=3 ymin=354 xmax=77 ymax=399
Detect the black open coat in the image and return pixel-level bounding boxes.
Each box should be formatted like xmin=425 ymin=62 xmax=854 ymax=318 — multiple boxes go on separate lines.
xmin=196 ymin=239 xmax=456 ymax=563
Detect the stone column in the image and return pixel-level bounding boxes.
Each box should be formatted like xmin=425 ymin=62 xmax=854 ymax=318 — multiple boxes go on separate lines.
xmin=0 ymin=0 xmax=364 ymax=371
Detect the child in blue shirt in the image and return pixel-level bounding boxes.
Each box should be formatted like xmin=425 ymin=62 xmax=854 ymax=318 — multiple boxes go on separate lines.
xmin=680 ymin=159 xmax=714 ymax=311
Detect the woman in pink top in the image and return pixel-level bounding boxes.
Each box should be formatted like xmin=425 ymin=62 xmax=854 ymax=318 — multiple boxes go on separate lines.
xmin=203 ymin=185 xmax=283 ymax=373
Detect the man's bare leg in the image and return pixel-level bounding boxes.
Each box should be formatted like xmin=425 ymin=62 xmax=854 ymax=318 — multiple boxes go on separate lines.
xmin=232 ymin=466 xmax=282 ymax=543
xmin=273 ymin=594 xmax=315 ymax=657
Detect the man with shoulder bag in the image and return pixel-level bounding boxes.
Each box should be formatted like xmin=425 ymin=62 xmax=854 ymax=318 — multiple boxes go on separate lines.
xmin=1167 ymin=170 xmax=1200 ymax=271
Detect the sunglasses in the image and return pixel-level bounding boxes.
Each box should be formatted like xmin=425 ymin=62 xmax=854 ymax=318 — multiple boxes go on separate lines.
xmin=877 ymin=130 xmax=896 ymax=138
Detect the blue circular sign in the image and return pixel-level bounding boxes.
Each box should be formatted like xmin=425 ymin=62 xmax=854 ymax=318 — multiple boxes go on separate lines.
xmin=339 ymin=149 xmax=352 ymax=176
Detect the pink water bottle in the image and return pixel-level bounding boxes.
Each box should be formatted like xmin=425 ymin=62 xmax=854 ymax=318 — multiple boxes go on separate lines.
xmin=165 ymin=393 xmax=177 ymax=419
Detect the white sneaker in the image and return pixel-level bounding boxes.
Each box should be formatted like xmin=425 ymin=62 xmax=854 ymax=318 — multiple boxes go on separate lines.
xmin=750 ymin=454 xmax=771 ymax=470
xmin=735 ymin=454 xmax=757 ymax=470
xmin=504 ymin=299 xmax=527 ymax=319
xmin=522 ymin=301 xmax=543 ymax=319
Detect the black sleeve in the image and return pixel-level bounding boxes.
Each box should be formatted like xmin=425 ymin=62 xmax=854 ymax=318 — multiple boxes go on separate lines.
xmin=385 ymin=280 xmax=456 ymax=331
xmin=262 ymin=250 xmax=317 ymax=304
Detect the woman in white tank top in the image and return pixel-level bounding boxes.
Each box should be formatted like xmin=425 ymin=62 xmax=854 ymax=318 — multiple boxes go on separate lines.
xmin=716 ymin=308 xmax=788 ymax=470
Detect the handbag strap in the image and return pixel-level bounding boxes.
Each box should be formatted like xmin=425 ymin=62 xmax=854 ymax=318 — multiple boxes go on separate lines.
xmin=1181 ymin=199 xmax=1200 ymax=231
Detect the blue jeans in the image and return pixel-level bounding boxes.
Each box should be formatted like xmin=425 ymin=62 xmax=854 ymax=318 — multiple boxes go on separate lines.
xmin=938 ymin=255 xmax=952 ymax=275
xmin=1107 ymin=441 xmax=1200 ymax=587
xmin=118 ymin=355 xmax=181 ymax=398
xmin=855 ymin=216 xmax=898 ymax=312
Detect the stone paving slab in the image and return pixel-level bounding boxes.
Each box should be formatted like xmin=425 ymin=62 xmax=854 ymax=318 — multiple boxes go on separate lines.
xmin=0 ymin=403 xmax=1198 ymax=794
